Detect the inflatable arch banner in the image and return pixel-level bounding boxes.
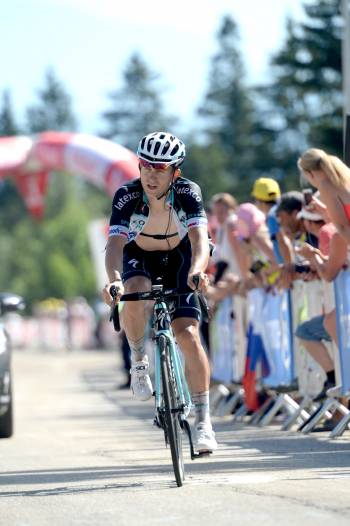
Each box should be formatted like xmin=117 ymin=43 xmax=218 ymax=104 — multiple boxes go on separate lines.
xmin=0 ymin=132 xmax=139 ymax=219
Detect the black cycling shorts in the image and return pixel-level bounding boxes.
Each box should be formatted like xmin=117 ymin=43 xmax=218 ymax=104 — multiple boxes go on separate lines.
xmin=122 ymin=235 xmax=200 ymax=322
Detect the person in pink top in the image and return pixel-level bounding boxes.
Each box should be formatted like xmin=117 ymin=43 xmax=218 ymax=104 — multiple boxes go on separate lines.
xmin=296 ymin=204 xmax=348 ymax=401
xmin=298 ymin=149 xmax=350 ymax=243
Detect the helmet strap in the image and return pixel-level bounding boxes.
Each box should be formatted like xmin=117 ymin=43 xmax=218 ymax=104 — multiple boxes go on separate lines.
xmin=156 ymin=169 xmax=176 ymax=201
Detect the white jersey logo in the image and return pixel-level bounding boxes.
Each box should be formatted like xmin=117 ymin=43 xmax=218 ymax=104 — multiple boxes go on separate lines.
xmin=128 ymin=259 xmax=139 ymax=268
xmin=186 ymin=293 xmax=194 ymax=304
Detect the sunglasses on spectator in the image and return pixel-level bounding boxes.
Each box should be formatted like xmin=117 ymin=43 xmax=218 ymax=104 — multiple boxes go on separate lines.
xmin=139 ymin=159 xmax=172 ymax=171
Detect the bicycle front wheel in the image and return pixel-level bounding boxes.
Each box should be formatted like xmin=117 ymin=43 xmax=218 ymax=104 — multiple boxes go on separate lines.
xmin=159 ymin=334 xmax=184 ymax=487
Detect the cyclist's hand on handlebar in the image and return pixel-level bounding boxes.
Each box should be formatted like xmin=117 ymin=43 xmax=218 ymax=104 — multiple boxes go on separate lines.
xmin=188 ymin=271 xmax=209 ymax=292
xmin=102 ymin=280 xmax=124 ymax=306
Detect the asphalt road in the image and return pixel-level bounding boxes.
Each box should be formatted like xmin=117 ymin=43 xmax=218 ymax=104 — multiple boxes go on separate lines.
xmin=1 ymin=349 xmax=350 ymax=526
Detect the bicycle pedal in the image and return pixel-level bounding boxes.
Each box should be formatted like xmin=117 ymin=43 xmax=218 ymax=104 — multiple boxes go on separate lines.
xmin=192 ymin=451 xmax=212 ymax=459
xmin=153 ymin=416 xmax=163 ymax=429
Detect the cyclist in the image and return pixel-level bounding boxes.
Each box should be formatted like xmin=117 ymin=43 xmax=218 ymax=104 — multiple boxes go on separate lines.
xmin=103 ymin=131 xmax=217 ymax=453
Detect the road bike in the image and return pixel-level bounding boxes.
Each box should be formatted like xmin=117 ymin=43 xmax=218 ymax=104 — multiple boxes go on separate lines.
xmin=110 ymin=276 xmax=209 ymax=487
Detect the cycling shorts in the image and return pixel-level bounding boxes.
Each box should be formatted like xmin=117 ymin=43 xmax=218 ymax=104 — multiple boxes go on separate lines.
xmin=122 ymin=235 xmax=201 ymax=322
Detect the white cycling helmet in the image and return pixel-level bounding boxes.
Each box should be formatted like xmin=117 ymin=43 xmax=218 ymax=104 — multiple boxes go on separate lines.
xmin=137 ymin=131 xmax=186 ymax=167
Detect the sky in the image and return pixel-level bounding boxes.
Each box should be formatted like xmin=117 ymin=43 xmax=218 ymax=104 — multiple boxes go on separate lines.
xmin=1 ymin=0 xmax=306 ymax=135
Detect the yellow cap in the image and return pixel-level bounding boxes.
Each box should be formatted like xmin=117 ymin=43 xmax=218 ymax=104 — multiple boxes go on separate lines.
xmin=252 ymin=178 xmax=281 ymax=202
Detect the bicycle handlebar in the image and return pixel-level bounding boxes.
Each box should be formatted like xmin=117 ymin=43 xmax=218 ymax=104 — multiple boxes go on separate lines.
xmin=109 ymin=279 xmax=209 ymax=332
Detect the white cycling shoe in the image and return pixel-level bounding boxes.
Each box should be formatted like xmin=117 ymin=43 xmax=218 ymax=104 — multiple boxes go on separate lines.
xmin=326 ymin=384 xmax=350 ymax=398
xmin=130 ymin=360 xmax=153 ymax=401
xmin=194 ymin=422 xmax=218 ymax=453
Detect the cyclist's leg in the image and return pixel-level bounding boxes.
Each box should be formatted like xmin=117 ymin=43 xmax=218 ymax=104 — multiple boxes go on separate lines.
xmin=122 ymin=276 xmax=152 ymax=361
xmin=172 ymin=317 xmax=217 ymax=451
xmin=121 ymin=242 xmax=153 ymax=400
xmin=164 ymin=237 xmax=213 ymax=428
xmin=171 ymin=318 xmax=210 ymax=394
xmin=121 ymin=241 xmax=152 ymax=362
xmin=122 ymin=276 xmax=153 ymax=401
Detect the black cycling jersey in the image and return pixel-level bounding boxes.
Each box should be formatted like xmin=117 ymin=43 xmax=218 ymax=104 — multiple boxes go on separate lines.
xmin=108 ymin=176 xmax=208 ymax=242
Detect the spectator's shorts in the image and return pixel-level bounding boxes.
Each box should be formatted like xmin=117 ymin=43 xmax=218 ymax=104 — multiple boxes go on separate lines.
xmin=122 ymin=235 xmax=200 ymax=322
xmin=295 ymin=314 xmax=331 ymax=342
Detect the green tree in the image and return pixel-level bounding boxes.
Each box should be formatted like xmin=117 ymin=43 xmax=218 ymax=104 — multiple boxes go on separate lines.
xmin=0 ymin=174 xmax=98 ymax=307
xmin=0 ymin=90 xmax=20 ymax=136
xmin=259 ymin=0 xmax=342 ymax=187
xmin=184 ymin=141 xmax=232 ymax=203
xmin=100 ymin=52 xmax=175 ymax=151
xmin=26 ymin=68 xmax=77 ymax=133
xmin=198 ymin=15 xmax=260 ymax=197
xmin=0 ymin=90 xmax=24 ymax=227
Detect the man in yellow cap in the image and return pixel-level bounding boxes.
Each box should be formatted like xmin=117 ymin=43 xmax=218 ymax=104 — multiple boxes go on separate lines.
xmin=252 ymin=177 xmax=292 ymax=264
xmin=252 ymin=178 xmax=281 ymax=205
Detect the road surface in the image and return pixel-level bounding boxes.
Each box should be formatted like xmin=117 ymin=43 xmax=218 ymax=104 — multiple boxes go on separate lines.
xmin=1 ymin=349 xmax=350 ymax=525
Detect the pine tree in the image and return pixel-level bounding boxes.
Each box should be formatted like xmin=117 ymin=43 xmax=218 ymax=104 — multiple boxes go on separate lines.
xmin=198 ymin=15 xmax=257 ymax=192
xmin=0 ymin=90 xmax=23 ymax=227
xmin=0 ymin=90 xmax=20 ymax=136
xmin=26 ymin=68 xmax=77 ymax=132
xmin=100 ymin=52 xmax=175 ymax=151
xmin=184 ymin=141 xmax=232 ymax=201
xmin=260 ymin=0 xmax=342 ymax=186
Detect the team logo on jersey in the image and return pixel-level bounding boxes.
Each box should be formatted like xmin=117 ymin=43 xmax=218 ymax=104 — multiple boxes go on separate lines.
xmin=186 ymin=293 xmax=194 ymax=304
xmin=175 ymin=186 xmax=201 ymax=202
xmin=114 ymin=191 xmax=140 ymax=210
xmin=128 ymin=259 xmax=139 ymax=268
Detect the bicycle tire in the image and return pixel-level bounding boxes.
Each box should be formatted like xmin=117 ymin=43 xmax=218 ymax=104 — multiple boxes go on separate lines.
xmin=159 ymin=334 xmax=184 ymax=487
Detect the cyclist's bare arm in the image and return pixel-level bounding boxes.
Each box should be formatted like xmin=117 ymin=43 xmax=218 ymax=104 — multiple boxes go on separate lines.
xmin=103 ymin=236 xmax=127 ymax=305
xmin=187 ymin=227 xmax=210 ymax=290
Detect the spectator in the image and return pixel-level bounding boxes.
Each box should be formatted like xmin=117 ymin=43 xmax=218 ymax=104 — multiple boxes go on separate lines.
xmin=295 ymin=205 xmax=348 ymax=400
xmin=235 ymin=202 xmax=275 ymax=285
xmin=252 ymin=177 xmax=291 ymax=263
xmin=209 ymin=193 xmax=240 ymax=282
xmin=235 ymin=203 xmax=275 ymax=410
xmin=276 ymin=192 xmax=318 ymax=288
xmin=275 ymin=191 xmax=304 ymax=240
xmin=298 ymin=148 xmax=350 ymax=243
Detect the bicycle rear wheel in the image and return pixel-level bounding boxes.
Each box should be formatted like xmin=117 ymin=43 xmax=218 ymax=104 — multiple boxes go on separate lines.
xmin=159 ymin=334 xmax=184 ymax=487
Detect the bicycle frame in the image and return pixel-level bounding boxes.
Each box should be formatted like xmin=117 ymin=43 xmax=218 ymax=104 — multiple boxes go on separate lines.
xmin=152 ymin=299 xmax=192 ymax=418
xmin=109 ymin=278 xmax=210 ymax=462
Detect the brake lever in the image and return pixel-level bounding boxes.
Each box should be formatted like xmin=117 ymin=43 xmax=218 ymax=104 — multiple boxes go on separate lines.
xmin=192 ymin=275 xmax=210 ymax=323
xmin=109 ymin=285 xmax=121 ymax=332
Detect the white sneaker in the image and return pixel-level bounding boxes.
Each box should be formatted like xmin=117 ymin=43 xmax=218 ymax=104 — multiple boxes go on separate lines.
xmin=326 ymin=384 xmax=350 ymax=398
xmin=194 ymin=422 xmax=218 ymax=453
xmin=130 ymin=360 xmax=153 ymax=401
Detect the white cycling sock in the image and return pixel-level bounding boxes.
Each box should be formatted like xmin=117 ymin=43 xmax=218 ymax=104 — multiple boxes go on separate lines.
xmin=192 ymin=391 xmax=211 ymax=426
xmin=127 ymin=335 xmax=146 ymax=362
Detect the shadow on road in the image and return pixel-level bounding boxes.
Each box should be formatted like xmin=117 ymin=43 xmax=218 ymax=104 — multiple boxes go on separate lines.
xmin=3 ymin=363 xmax=349 ymax=497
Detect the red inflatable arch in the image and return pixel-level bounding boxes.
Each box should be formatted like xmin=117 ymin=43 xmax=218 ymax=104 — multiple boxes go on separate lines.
xmin=0 ymin=132 xmax=139 ymax=219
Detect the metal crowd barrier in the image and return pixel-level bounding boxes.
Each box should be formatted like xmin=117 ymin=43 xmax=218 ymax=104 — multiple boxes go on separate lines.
xmin=209 ymin=274 xmax=350 ymax=438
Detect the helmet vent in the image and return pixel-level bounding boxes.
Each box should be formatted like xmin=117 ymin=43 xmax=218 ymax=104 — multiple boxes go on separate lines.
xmin=153 ymin=141 xmax=161 ymax=155
xmin=161 ymin=141 xmax=171 ymax=155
